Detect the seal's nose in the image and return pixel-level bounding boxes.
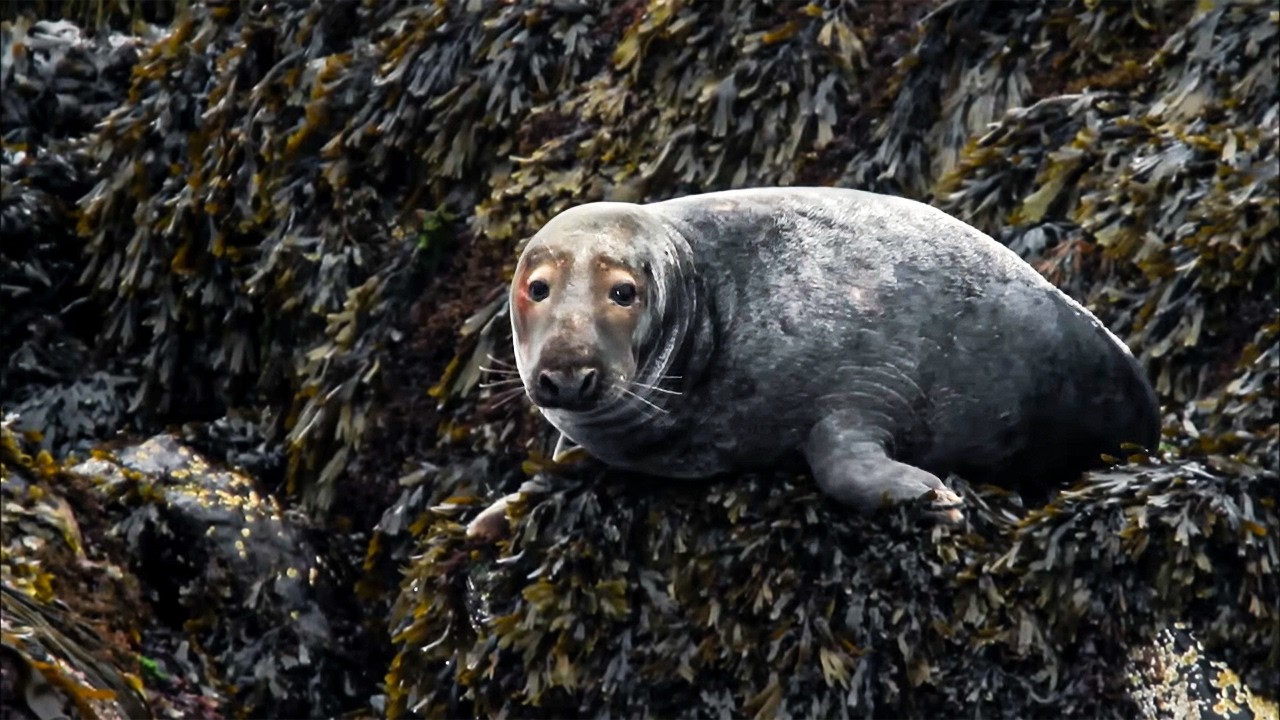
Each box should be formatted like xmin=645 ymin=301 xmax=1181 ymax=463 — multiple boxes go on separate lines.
xmin=535 ymin=366 xmax=601 ymax=410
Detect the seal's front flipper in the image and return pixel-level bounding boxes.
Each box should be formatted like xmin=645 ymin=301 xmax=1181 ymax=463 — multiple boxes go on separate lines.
xmin=552 ymin=432 xmax=586 ymax=464
xmin=466 ymin=494 xmax=516 ymax=542
xmin=466 ymin=477 xmax=553 ymax=542
xmin=803 ymin=416 xmax=964 ymax=523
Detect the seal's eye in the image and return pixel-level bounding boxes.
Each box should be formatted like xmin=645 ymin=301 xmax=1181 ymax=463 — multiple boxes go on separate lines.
xmin=528 ymin=279 xmax=550 ymax=302
xmin=609 ymin=282 xmax=637 ymax=307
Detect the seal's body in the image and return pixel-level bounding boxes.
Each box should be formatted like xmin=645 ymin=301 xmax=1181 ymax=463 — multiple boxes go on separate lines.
xmin=509 ymin=187 xmax=1160 ymax=515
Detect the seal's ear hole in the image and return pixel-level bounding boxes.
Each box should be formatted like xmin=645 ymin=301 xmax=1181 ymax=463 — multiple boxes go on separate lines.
xmin=609 ymin=282 xmax=637 ymax=307
xmin=529 ymin=279 xmax=550 ymax=302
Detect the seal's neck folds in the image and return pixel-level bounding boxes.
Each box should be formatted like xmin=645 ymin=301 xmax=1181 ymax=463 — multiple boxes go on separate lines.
xmin=618 ymin=219 xmax=714 ymax=426
xmin=645 ymin=219 xmax=714 ymax=392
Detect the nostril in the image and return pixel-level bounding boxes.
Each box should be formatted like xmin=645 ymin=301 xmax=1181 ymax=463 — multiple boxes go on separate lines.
xmin=579 ymin=368 xmax=598 ymax=397
xmin=538 ymin=371 xmax=559 ymax=397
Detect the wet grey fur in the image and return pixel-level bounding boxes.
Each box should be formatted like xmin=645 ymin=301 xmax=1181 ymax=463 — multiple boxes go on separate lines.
xmin=519 ymin=187 xmax=1161 ymax=511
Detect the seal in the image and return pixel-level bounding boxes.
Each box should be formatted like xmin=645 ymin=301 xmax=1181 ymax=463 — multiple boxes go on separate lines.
xmin=506 ymin=186 xmax=1161 ymax=519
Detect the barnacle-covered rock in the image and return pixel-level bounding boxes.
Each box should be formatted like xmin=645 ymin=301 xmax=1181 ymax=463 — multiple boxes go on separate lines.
xmin=0 ymin=417 xmax=221 ymax=720
xmin=66 ymin=433 xmax=364 ymax=718
xmin=178 ymin=411 xmax=286 ymax=494
xmin=1128 ymin=624 xmax=1279 ymax=720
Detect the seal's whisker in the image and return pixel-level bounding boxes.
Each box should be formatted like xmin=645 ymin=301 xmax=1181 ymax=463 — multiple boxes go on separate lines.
xmin=484 ymin=386 xmax=526 ymax=411
xmin=485 ymin=354 xmax=517 ymax=368
xmin=630 ymin=380 xmax=681 ymax=396
xmin=620 ymin=387 xmax=669 ymax=415
xmin=479 ymin=378 xmax=524 ymax=389
xmin=479 ymin=366 xmax=521 ymax=376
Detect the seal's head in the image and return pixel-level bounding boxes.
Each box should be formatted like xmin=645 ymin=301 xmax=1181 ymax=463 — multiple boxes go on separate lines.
xmin=511 ymin=203 xmax=691 ymax=417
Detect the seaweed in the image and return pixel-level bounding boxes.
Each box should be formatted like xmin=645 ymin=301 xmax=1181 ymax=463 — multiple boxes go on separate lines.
xmin=385 ymin=459 xmax=1278 ymax=718
xmin=0 ymin=419 xmax=204 ymax=720
xmin=1 ymin=1 xmax=189 ymax=33
xmin=937 ymin=0 xmax=1279 ymax=467
xmin=2 ymin=17 xmax=157 ymax=457
xmin=843 ymin=0 xmax=1192 ymax=198
xmin=70 ymin=0 xmax=624 ymax=511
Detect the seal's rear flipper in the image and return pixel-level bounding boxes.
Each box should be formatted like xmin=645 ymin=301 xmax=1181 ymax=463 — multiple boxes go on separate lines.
xmin=803 ymin=416 xmax=964 ymax=523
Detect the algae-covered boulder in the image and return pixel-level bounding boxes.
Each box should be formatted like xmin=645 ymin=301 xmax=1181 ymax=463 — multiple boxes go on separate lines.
xmin=1 ymin=419 xmax=220 ymax=720
xmin=384 ymin=461 xmax=1276 ymax=718
xmin=2 ymin=418 xmax=379 ymax=719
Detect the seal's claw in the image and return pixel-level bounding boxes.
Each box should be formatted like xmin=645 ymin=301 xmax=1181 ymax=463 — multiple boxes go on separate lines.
xmin=550 ymin=446 xmax=588 ymax=466
xmin=465 ymin=494 xmax=515 ymax=543
xmin=925 ymin=487 xmax=966 ymax=524
xmin=804 ymin=416 xmax=966 ymax=519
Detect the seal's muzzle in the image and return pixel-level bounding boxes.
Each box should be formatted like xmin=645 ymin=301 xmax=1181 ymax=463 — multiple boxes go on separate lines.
xmin=533 ymin=364 xmax=603 ymax=411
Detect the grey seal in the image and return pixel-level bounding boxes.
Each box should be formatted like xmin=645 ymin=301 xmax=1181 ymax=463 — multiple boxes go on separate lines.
xmin=506 ymin=186 xmax=1161 ymax=519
